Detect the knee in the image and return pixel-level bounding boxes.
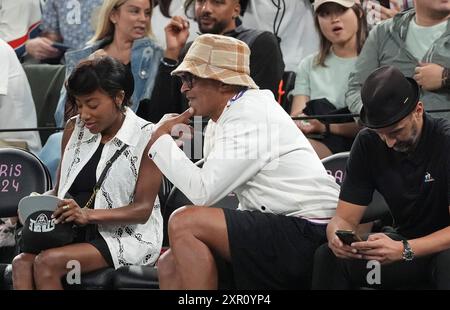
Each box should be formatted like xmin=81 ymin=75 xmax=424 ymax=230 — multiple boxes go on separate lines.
xmin=168 ymin=206 xmax=197 ymax=238
xmin=33 ymin=250 xmax=65 ymax=279
xmin=12 ymin=253 xmax=34 ymax=276
xmin=314 ymin=243 xmax=335 ymax=265
xmin=157 ymin=250 xmax=176 ymax=280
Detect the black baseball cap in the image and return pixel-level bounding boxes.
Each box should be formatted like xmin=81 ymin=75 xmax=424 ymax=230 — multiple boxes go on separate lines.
xmin=18 ymin=195 xmax=74 ymax=254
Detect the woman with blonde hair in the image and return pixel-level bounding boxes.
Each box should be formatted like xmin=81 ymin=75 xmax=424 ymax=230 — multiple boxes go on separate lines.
xmin=55 ymin=0 xmax=163 ymax=127
xmin=41 ymin=0 xmax=163 ymax=182
xmin=290 ymin=0 xmax=368 ymax=159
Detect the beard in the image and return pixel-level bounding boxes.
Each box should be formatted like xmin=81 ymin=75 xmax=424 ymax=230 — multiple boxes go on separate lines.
xmin=393 ymin=124 xmax=420 ymax=153
xmin=198 ymin=16 xmax=229 ymax=34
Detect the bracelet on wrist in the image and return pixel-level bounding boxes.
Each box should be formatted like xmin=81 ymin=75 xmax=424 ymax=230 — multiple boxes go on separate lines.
xmin=324 ymin=122 xmax=330 ymax=136
xmin=160 ymin=57 xmax=178 ymax=68
xmin=442 ymin=67 xmax=450 ymax=89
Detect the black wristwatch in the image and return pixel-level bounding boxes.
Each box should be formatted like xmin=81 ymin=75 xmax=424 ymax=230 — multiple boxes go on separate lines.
xmin=402 ymin=239 xmax=414 ymax=261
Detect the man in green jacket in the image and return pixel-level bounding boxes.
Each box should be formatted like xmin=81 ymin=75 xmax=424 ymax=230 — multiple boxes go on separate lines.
xmin=346 ymin=0 xmax=450 ymax=120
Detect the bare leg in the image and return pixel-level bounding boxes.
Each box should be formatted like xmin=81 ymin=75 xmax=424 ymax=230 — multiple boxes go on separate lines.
xmin=157 ymin=249 xmax=182 ymax=289
xmin=33 ymin=243 xmax=109 ymax=290
xmin=161 ymin=206 xmax=230 ymax=290
xmin=308 ymin=138 xmax=333 ymax=159
xmin=12 ymin=253 xmax=37 ymax=290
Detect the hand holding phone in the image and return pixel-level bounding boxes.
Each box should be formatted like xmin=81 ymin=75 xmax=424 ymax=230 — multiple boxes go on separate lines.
xmin=335 ymin=230 xmax=363 ymax=246
xmin=51 ymin=42 xmax=72 ymax=52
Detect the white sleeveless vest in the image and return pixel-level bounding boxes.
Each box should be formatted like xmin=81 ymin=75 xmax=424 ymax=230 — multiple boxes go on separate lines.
xmin=58 ymin=108 xmax=162 ymax=268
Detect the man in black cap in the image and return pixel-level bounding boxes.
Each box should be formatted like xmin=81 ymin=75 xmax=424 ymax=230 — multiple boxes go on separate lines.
xmin=313 ymin=65 xmax=450 ymax=289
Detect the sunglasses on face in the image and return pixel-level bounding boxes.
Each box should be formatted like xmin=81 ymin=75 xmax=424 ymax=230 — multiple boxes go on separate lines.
xmin=179 ymin=73 xmax=197 ymax=89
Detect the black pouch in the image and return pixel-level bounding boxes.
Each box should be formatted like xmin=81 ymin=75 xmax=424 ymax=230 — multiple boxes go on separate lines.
xmin=303 ymin=98 xmax=354 ymax=124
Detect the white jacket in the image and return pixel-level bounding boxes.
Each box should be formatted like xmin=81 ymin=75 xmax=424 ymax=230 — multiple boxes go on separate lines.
xmin=149 ymin=90 xmax=339 ymax=223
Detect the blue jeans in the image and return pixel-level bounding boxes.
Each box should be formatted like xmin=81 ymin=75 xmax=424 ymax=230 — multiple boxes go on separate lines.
xmin=37 ymin=132 xmax=62 ymax=185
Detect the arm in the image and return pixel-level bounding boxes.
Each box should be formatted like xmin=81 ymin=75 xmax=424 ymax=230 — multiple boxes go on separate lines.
xmin=329 ymin=122 xmax=362 ymax=138
xmin=83 ymin=142 xmax=162 ymax=225
xmin=345 ymin=25 xmax=382 ymax=114
xmin=148 ymin=108 xmax=275 ymax=206
xmin=326 ymin=199 xmax=368 ymax=259
xmin=54 ymin=141 xmax=162 ymax=226
xmin=408 ymin=222 xmax=450 ymax=257
xmin=25 ymin=0 xmax=61 ymax=60
xmin=249 ymin=32 xmax=285 ymax=97
xmin=25 ymin=37 xmax=61 ymax=60
xmin=298 ymin=119 xmax=361 ymax=138
xmin=350 ymin=221 xmax=450 ymax=265
xmin=136 ymin=16 xmax=190 ymax=122
xmin=290 ymin=95 xmax=309 ymax=117
xmin=137 ymin=60 xmax=185 ymax=122
xmin=414 ymin=63 xmax=449 ymax=92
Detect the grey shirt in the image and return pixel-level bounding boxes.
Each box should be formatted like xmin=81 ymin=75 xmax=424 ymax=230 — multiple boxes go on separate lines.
xmin=345 ymin=8 xmax=450 ymax=120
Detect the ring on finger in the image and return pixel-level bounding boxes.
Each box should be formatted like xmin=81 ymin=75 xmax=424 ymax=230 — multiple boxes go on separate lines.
xmin=62 ymin=205 xmax=71 ymax=210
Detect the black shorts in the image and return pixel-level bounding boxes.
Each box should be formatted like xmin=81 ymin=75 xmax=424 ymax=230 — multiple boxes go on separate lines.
xmin=217 ymin=208 xmax=327 ymax=289
xmin=74 ymin=224 xmax=114 ymax=267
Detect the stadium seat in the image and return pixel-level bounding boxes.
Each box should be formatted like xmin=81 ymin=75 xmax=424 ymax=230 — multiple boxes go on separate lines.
xmin=0 ymin=147 xmax=52 ymax=217
xmin=0 ymin=147 xmax=52 ymax=289
xmin=278 ymin=71 xmax=296 ymax=113
xmin=321 ymin=152 xmax=392 ymax=224
xmin=22 ymin=64 xmax=66 ymax=144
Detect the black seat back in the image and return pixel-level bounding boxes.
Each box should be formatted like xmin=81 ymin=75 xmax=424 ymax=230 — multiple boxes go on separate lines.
xmin=321 ymin=152 xmax=391 ymax=224
xmin=0 ymin=148 xmax=52 ymax=217
xmin=278 ymin=71 xmax=296 ymax=113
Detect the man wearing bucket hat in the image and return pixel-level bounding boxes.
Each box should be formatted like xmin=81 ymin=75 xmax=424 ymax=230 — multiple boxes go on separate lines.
xmin=136 ymin=0 xmax=284 ymax=123
xmin=313 ymin=66 xmax=450 ymax=289
xmin=148 ymin=33 xmax=340 ymax=289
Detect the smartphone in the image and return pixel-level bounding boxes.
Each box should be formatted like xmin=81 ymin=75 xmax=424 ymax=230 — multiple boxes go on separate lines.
xmin=379 ymin=0 xmax=391 ymax=8
xmin=335 ymin=230 xmax=362 ymax=245
xmin=52 ymin=42 xmax=72 ymax=52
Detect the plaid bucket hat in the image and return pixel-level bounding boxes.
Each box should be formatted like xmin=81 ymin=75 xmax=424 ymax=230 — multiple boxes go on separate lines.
xmin=172 ymin=34 xmax=259 ymax=89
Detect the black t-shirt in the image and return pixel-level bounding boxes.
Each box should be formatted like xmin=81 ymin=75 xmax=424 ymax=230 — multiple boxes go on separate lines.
xmin=340 ymin=114 xmax=450 ymax=238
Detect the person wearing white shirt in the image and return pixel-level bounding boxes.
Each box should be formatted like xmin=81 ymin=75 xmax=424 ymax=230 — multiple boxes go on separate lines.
xmin=149 ymin=34 xmax=340 ymax=289
xmin=241 ymin=0 xmax=320 ymax=72
xmin=0 ymin=39 xmax=41 ymax=153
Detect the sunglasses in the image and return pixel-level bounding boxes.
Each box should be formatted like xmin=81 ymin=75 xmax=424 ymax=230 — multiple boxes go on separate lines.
xmin=179 ymin=73 xmax=197 ymax=89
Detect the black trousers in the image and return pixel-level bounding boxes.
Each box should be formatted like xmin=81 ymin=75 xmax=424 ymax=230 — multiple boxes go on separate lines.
xmin=312 ymin=243 xmax=450 ymax=290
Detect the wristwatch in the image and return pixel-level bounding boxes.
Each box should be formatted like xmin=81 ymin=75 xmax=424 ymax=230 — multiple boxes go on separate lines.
xmin=402 ymin=239 xmax=414 ymax=261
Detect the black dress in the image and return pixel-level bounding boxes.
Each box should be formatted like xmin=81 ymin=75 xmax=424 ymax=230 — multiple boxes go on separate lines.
xmin=67 ymin=143 xmax=113 ymax=266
